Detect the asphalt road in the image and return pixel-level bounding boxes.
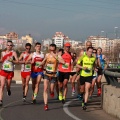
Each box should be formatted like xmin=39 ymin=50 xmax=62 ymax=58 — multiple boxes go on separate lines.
xmin=0 ymin=83 xmax=119 ymax=120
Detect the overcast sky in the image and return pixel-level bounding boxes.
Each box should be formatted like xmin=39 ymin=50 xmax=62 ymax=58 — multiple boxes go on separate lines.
xmin=0 ymin=0 xmax=120 ymax=42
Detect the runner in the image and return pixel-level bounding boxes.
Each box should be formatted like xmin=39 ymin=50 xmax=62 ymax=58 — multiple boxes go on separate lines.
xmin=96 ymin=47 xmax=108 ymax=96
xmin=77 ymin=47 xmax=96 ymax=110
xmin=70 ymin=53 xmax=79 ymax=96
xmin=89 ymin=48 xmax=98 ymax=99
xmin=43 ymin=44 xmax=65 ymax=111
xmin=0 ymin=40 xmax=18 ymax=106
xmin=55 ymin=48 xmax=64 ymax=100
xmin=26 ymin=42 xmax=44 ymax=104
xmin=19 ymin=43 xmax=32 ymax=101
xmin=58 ymin=42 xmax=73 ymax=104
xmin=77 ymin=41 xmax=92 ymax=99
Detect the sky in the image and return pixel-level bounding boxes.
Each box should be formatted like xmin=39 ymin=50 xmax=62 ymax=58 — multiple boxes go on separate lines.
xmin=0 ymin=0 xmax=120 ymax=42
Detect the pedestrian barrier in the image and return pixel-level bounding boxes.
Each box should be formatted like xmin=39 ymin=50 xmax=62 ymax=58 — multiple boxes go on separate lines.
xmin=104 ymin=68 xmax=120 ymax=88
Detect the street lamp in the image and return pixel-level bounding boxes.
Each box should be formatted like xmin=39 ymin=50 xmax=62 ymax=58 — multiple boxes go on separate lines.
xmin=101 ymin=31 xmax=104 ymax=37
xmin=114 ymin=27 xmax=118 ymax=39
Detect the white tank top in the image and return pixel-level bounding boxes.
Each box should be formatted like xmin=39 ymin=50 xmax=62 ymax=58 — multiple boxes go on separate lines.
xmin=2 ymin=50 xmax=14 ymax=71
xmin=21 ymin=52 xmax=31 ymax=72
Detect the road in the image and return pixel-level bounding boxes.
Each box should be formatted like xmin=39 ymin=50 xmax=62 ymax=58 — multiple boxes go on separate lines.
xmin=0 ymin=83 xmax=119 ymax=120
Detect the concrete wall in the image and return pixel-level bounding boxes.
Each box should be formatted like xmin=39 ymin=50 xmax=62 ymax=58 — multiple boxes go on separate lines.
xmin=102 ymin=84 xmax=120 ymax=119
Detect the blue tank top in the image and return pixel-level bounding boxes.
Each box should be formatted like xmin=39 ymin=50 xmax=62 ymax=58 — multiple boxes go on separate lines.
xmin=97 ymin=54 xmax=105 ymax=69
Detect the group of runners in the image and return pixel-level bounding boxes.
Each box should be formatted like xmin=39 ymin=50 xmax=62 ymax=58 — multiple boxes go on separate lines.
xmin=0 ymin=40 xmax=108 ymax=111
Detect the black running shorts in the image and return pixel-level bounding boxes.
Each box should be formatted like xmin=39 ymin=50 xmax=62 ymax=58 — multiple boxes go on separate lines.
xmin=80 ymin=76 xmax=93 ymax=85
xmin=58 ymin=71 xmax=70 ymax=82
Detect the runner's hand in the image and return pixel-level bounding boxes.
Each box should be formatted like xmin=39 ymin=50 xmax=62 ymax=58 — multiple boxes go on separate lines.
xmin=82 ymin=67 xmax=88 ymax=70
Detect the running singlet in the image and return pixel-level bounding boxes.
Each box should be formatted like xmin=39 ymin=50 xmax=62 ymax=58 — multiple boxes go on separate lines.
xmin=21 ymin=52 xmax=31 ymax=72
xmin=31 ymin=52 xmax=44 ymax=72
xmin=77 ymin=55 xmax=96 ymax=77
xmin=97 ymin=54 xmax=105 ymax=69
xmin=58 ymin=52 xmax=72 ymax=72
xmin=1 ymin=50 xmax=14 ymax=72
xmin=45 ymin=54 xmax=58 ymax=77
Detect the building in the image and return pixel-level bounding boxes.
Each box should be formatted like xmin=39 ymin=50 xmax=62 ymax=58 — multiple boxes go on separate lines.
xmin=6 ymin=32 xmax=18 ymax=40
xmin=52 ymin=32 xmax=70 ymax=47
xmin=21 ymin=34 xmax=33 ymax=44
xmin=86 ymin=36 xmax=109 ymax=53
xmin=42 ymin=38 xmax=52 ymax=47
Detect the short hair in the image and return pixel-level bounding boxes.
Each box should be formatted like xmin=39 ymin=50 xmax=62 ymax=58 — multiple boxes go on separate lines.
xmin=25 ymin=43 xmax=31 ymax=47
xmin=87 ymin=47 xmax=93 ymax=51
xmin=35 ymin=42 xmax=41 ymax=46
xmin=59 ymin=48 xmax=64 ymax=54
xmin=50 ymin=44 xmax=56 ymax=50
xmin=7 ymin=40 xmax=13 ymax=44
xmin=97 ymin=47 xmax=102 ymax=51
xmin=93 ymin=48 xmax=97 ymax=52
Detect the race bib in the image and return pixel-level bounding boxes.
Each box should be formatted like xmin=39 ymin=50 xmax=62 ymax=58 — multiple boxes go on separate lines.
xmin=46 ymin=64 xmax=54 ymax=72
xmin=35 ymin=62 xmax=42 ymax=68
xmin=25 ymin=64 xmax=31 ymax=70
xmin=3 ymin=62 xmax=12 ymax=71
xmin=62 ymin=63 xmax=69 ymax=69
xmin=84 ymin=68 xmax=91 ymax=74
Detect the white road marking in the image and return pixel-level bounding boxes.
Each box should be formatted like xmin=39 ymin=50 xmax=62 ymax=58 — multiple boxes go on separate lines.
xmin=63 ymin=98 xmax=82 ymax=120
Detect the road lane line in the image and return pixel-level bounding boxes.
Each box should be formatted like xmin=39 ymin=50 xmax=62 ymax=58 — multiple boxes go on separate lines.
xmin=0 ymin=100 xmax=22 ymax=120
xmin=63 ymin=98 xmax=82 ymax=120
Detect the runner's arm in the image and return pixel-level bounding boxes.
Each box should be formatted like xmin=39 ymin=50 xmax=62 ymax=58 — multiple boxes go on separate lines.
xmin=12 ymin=52 xmax=19 ymax=64
xmin=18 ymin=53 xmax=24 ymax=64
xmin=25 ymin=53 xmax=33 ymax=64
xmin=0 ymin=52 xmax=3 ymax=63
xmin=57 ymin=55 xmax=65 ymax=64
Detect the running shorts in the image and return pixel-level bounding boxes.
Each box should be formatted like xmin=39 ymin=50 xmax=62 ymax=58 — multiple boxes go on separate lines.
xmin=0 ymin=70 xmax=14 ymax=80
xmin=80 ymin=76 xmax=93 ymax=85
xmin=21 ymin=71 xmax=31 ymax=79
xmin=58 ymin=71 xmax=70 ymax=82
xmin=97 ymin=68 xmax=103 ymax=75
xmin=31 ymin=72 xmax=44 ymax=79
xmin=44 ymin=74 xmax=57 ymax=83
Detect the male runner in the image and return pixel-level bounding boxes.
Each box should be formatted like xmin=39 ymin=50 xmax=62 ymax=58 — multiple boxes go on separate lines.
xmin=58 ymin=42 xmax=73 ymax=104
xmin=0 ymin=40 xmax=18 ymax=106
xmin=77 ymin=47 xmax=96 ymax=110
xmin=26 ymin=42 xmax=44 ymax=104
xmin=43 ymin=44 xmax=65 ymax=110
xmin=19 ymin=43 xmax=32 ymax=101
xmin=96 ymin=47 xmax=108 ymax=96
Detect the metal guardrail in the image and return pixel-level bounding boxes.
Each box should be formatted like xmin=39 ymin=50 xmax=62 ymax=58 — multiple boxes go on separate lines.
xmin=104 ymin=68 xmax=120 ymax=88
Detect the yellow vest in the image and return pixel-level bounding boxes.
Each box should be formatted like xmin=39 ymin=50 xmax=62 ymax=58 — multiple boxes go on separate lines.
xmin=77 ymin=55 xmax=96 ymax=77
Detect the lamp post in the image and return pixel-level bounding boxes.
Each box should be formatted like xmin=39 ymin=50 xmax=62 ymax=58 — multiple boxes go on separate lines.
xmin=114 ymin=27 xmax=118 ymax=39
xmin=101 ymin=31 xmax=104 ymax=37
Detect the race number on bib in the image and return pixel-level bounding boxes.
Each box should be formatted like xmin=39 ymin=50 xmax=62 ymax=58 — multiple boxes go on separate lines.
xmin=35 ymin=62 xmax=42 ymax=68
xmin=3 ymin=63 xmax=12 ymax=71
xmin=25 ymin=64 xmax=31 ymax=70
xmin=62 ymin=63 xmax=69 ymax=69
xmin=46 ymin=64 xmax=54 ymax=72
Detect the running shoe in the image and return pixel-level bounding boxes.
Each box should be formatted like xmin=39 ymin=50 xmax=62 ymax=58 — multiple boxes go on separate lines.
xmin=50 ymin=92 xmax=54 ymax=98
xmin=59 ymin=92 xmax=63 ymax=101
xmin=0 ymin=100 xmax=3 ymax=106
xmin=44 ymin=104 xmax=48 ymax=111
xmin=79 ymin=95 xmax=83 ymax=101
xmin=62 ymin=96 xmax=65 ymax=104
xmin=82 ymin=102 xmax=84 ymax=107
xmin=7 ymin=90 xmax=11 ymax=96
xmin=82 ymin=105 xmax=87 ymax=110
xmin=22 ymin=96 xmax=26 ymax=102
xmin=31 ymin=95 xmax=36 ymax=104
xmin=97 ymin=88 xmax=101 ymax=96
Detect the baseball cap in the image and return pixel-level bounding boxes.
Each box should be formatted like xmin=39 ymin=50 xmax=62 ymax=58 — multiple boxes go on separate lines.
xmin=64 ymin=42 xmax=71 ymax=47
